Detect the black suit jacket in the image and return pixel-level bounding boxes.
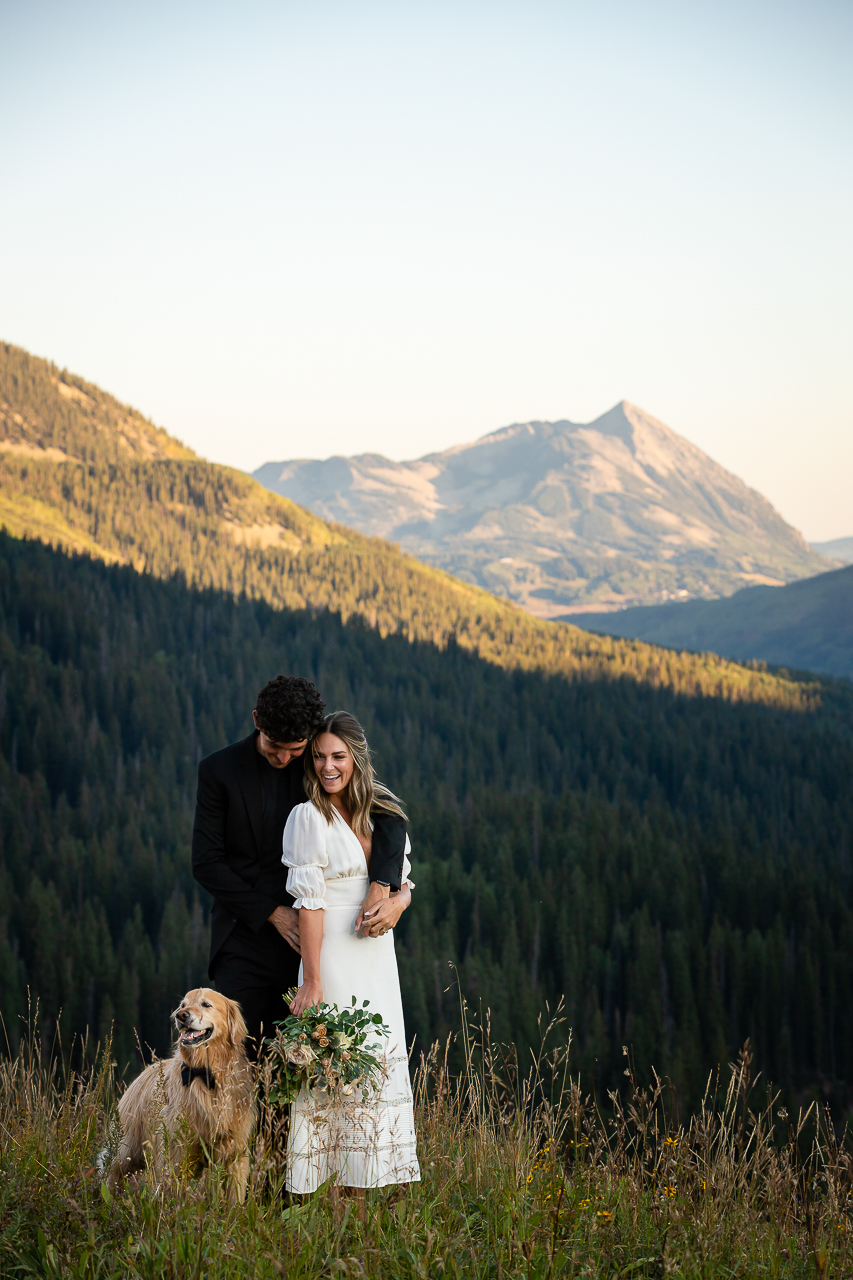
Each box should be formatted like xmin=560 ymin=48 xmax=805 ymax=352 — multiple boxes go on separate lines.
xmin=192 ymin=732 xmax=407 ymax=968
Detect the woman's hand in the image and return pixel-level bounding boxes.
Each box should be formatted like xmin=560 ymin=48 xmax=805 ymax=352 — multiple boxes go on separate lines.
xmin=289 ymin=978 xmax=323 ymax=1017
xmin=353 ymin=880 xmax=390 ymax=933
xmin=358 ymin=885 xmax=411 ymax=938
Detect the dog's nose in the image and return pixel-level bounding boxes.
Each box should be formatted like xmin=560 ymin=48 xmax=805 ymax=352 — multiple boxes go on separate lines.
xmin=175 ymin=1008 xmax=190 ymax=1024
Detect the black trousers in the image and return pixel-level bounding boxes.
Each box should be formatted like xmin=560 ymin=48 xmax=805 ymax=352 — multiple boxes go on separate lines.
xmin=210 ymin=920 xmax=301 ymax=1060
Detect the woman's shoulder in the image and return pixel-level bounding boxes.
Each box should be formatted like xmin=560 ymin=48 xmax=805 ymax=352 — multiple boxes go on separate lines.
xmin=283 ymin=800 xmax=330 ymax=850
xmin=289 ymin=799 xmax=321 ymax=815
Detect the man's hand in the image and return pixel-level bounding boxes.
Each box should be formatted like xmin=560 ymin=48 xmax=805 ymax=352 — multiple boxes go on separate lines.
xmin=357 ymin=885 xmax=411 ymax=938
xmin=354 ymin=880 xmax=390 ymax=935
xmin=268 ymin=905 xmax=301 ymax=953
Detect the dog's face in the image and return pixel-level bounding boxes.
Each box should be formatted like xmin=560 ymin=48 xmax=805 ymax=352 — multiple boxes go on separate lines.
xmin=172 ymin=988 xmax=247 ymax=1051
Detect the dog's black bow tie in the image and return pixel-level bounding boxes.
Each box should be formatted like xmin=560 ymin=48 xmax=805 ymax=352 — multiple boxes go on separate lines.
xmin=180 ymin=1064 xmax=216 ymax=1090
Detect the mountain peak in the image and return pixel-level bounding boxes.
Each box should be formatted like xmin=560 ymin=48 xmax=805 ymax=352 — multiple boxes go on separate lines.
xmin=585 ymin=400 xmax=640 ymax=447
xmin=254 ymin=404 xmax=827 ymax=618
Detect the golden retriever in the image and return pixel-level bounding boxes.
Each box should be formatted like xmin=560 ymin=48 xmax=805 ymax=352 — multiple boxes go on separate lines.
xmin=106 ymin=988 xmax=254 ymax=1202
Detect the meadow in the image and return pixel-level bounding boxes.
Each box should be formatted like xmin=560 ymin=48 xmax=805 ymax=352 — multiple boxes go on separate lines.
xmin=2 ymin=1000 xmax=851 ymax=1279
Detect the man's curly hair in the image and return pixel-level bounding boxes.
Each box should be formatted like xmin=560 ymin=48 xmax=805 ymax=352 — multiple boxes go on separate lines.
xmin=255 ymin=676 xmax=326 ymax=743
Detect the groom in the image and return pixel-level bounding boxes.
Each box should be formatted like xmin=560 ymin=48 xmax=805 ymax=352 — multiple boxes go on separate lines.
xmin=192 ymin=674 xmax=406 ymax=1058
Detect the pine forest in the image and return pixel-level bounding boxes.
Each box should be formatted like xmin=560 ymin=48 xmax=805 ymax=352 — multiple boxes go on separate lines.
xmin=2 ymin=532 xmax=852 ymax=1116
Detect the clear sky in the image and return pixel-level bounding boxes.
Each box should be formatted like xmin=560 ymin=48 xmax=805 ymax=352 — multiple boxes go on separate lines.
xmin=1 ymin=0 xmax=850 ymax=540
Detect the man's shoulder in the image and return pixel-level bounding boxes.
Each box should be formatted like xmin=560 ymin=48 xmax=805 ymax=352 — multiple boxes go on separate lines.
xmin=199 ymin=733 xmax=255 ymax=778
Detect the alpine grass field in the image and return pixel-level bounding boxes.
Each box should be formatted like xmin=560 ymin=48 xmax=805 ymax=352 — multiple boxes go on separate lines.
xmin=2 ymin=1005 xmax=853 ymax=1279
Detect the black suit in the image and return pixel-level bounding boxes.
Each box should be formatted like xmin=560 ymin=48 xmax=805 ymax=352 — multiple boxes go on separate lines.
xmin=192 ymin=731 xmax=406 ymax=1056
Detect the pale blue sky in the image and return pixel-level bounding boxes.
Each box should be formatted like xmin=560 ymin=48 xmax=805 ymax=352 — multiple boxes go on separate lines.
xmin=1 ymin=0 xmax=850 ymax=539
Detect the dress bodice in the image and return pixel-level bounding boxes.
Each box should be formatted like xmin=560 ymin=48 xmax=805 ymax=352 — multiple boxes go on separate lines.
xmin=282 ymin=802 xmax=413 ymax=910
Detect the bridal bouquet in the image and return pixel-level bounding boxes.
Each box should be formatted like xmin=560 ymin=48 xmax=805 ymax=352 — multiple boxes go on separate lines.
xmin=265 ymin=992 xmax=391 ymax=1109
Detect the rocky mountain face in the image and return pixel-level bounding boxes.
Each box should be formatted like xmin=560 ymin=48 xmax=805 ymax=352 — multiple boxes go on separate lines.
xmin=253 ymin=402 xmax=827 ymax=617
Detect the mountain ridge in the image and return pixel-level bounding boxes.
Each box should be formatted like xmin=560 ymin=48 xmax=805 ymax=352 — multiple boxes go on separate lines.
xmin=254 ymin=400 xmax=826 ymax=617
xmin=570 ymin=563 xmax=853 ymax=682
xmin=811 ymin=535 xmax=853 ymax=565
xmin=0 ymin=341 xmax=831 ymax=711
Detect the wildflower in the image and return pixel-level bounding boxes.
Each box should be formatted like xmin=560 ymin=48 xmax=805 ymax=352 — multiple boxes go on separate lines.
xmin=596 ymin=1210 xmax=613 ymax=1221
xmin=527 ymin=1175 xmax=534 ymax=1184
xmin=663 ymin=1186 xmax=676 ymax=1198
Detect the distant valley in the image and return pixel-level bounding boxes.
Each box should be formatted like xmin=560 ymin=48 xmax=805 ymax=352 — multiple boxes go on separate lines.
xmin=253 ymin=402 xmax=827 ymax=617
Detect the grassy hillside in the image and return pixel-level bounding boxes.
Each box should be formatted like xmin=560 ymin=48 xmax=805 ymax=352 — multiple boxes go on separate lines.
xmin=0 ymin=341 xmax=829 ymax=711
xmin=3 ymin=1019 xmax=850 ymax=1279
xmin=571 ymin=565 xmax=853 ymax=682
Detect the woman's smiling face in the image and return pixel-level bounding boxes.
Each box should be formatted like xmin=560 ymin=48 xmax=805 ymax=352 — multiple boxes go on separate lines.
xmin=312 ymin=732 xmax=354 ymax=796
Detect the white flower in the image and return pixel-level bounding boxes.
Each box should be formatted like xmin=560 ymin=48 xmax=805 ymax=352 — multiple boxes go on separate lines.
xmin=285 ymin=1042 xmax=317 ymax=1069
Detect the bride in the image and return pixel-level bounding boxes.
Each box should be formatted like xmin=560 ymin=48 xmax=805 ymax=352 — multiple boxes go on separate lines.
xmin=281 ymin=711 xmax=420 ymax=1196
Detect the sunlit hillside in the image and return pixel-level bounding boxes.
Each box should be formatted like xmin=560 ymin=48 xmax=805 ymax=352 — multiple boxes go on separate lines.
xmin=0 ymin=342 xmax=833 ymax=713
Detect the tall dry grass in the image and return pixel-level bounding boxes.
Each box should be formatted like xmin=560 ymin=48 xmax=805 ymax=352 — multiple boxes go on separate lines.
xmin=1 ymin=998 xmax=851 ymax=1278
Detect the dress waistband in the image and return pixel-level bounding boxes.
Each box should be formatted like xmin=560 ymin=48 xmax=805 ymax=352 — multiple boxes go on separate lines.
xmin=324 ymin=874 xmax=370 ymax=909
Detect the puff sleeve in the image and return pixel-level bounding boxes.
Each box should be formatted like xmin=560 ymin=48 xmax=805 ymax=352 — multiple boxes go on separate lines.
xmin=282 ymin=803 xmax=329 ymax=910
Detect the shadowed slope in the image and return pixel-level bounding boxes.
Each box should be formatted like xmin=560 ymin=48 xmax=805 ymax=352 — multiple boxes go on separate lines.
xmin=570 ymin=564 xmax=853 ymax=681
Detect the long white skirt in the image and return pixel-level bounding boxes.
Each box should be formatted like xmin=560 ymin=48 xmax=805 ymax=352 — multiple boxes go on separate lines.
xmin=286 ymin=874 xmax=420 ymax=1192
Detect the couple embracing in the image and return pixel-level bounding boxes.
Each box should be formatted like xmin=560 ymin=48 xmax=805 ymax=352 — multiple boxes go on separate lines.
xmin=192 ymin=675 xmax=419 ymax=1193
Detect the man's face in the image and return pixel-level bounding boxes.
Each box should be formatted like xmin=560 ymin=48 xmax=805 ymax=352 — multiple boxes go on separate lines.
xmin=252 ymin=711 xmax=307 ymax=769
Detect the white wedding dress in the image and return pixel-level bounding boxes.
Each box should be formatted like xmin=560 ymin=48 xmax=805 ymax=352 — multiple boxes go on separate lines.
xmin=281 ymin=801 xmax=421 ymax=1191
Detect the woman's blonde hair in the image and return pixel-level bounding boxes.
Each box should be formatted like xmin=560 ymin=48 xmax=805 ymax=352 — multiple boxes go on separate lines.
xmin=303 ymin=711 xmax=406 ymax=837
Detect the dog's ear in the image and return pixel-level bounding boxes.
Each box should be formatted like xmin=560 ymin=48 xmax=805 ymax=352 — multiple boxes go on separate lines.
xmin=226 ymin=998 xmax=248 ymax=1048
